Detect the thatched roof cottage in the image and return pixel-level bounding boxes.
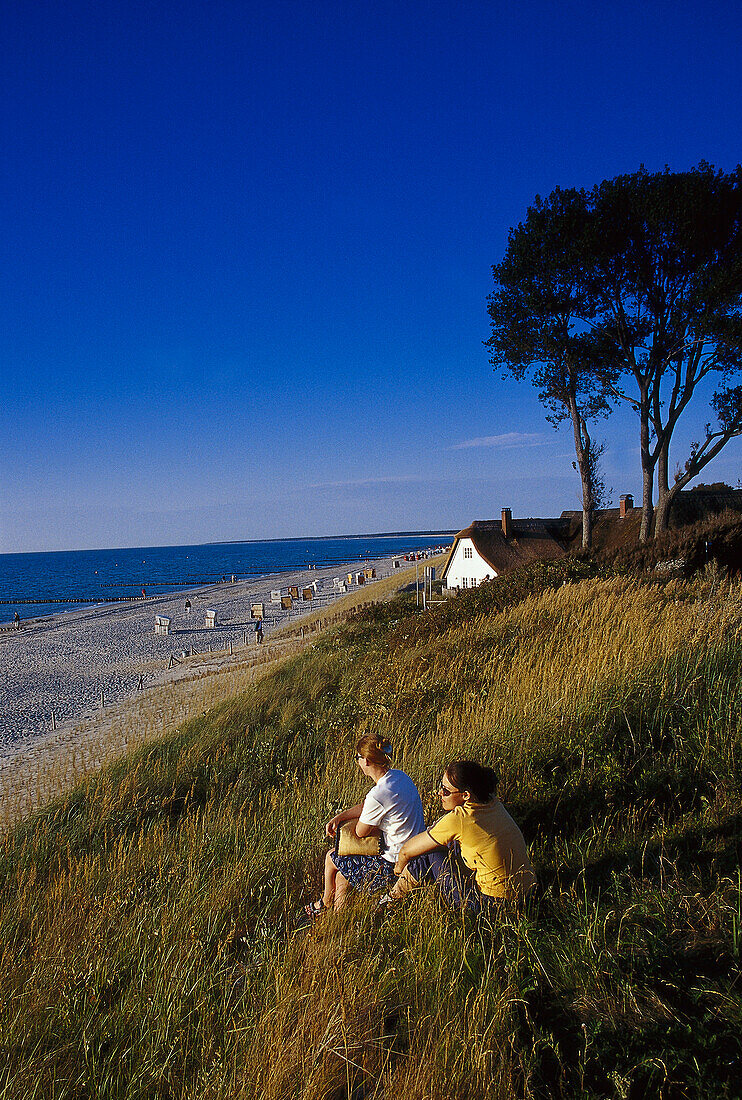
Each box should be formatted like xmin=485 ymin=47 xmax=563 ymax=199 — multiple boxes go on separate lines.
xmin=441 ymin=510 xmax=566 ymax=590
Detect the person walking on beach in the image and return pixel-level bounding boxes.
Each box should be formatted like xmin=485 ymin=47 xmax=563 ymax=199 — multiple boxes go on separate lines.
xmin=255 ymin=618 xmax=264 ymax=644
xmin=184 ymin=598 xmax=191 ymax=617
xmin=13 ymin=611 xmax=20 ymax=630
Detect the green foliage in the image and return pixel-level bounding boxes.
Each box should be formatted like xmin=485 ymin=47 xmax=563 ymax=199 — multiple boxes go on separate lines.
xmin=487 ymin=185 xmax=618 ymax=544
xmin=490 ymin=163 xmax=742 ymax=541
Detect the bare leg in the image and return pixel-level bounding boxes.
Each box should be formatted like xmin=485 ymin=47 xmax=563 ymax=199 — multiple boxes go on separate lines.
xmin=322 ymin=851 xmax=351 ymax=911
xmin=323 ymin=849 xmax=338 ymax=908
xmin=333 ymin=872 xmax=350 ymax=910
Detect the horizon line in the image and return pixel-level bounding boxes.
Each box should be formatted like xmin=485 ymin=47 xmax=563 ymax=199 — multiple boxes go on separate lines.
xmin=0 ymin=528 xmax=459 ymax=558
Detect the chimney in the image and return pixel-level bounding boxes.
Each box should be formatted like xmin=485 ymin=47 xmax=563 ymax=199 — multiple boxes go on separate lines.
xmin=619 ymin=494 xmax=634 ymax=518
xmin=501 ymin=508 xmax=512 ymax=538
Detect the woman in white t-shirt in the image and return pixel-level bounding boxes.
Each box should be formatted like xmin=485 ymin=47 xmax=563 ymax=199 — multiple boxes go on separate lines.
xmin=304 ymin=735 xmax=425 ymax=918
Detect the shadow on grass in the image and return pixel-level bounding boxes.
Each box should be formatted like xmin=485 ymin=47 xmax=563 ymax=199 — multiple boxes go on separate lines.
xmin=536 ymin=811 xmax=742 ymax=897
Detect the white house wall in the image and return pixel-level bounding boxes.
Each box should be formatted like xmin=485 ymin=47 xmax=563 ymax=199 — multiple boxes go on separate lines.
xmin=444 ymin=537 xmax=497 ymax=589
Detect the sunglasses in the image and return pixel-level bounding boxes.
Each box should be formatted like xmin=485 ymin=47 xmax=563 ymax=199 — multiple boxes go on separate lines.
xmin=439 ymin=784 xmax=459 ymax=796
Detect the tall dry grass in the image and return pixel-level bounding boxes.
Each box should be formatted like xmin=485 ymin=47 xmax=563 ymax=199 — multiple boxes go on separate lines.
xmin=1 ymin=563 xmax=741 ymax=1098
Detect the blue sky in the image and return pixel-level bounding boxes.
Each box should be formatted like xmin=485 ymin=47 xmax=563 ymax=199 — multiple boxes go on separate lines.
xmin=2 ymin=0 xmax=742 ymax=552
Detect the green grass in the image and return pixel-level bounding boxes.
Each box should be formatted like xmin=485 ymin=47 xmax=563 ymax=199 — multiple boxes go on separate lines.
xmin=2 ymin=560 xmax=741 ymax=1098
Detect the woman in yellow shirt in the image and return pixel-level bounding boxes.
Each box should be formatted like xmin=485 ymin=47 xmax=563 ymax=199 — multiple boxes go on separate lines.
xmin=393 ymin=760 xmax=536 ymax=911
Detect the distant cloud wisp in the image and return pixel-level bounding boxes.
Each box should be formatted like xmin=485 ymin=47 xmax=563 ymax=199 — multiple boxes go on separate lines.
xmin=449 ymin=432 xmax=545 ymax=450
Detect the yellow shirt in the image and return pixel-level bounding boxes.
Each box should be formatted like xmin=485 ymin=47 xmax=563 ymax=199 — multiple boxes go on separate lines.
xmin=427 ymin=799 xmax=537 ymax=901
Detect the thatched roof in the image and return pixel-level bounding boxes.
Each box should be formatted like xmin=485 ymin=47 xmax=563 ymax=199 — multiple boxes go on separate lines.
xmin=441 ymin=492 xmax=742 ymax=581
xmin=441 ymin=518 xmax=566 ymax=581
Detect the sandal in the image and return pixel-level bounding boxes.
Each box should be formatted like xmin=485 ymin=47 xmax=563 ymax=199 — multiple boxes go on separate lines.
xmin=303 ymin=899 xmax=326 ymax=919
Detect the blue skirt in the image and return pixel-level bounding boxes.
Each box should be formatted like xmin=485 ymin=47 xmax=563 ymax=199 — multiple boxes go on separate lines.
xmin=330 ymin=851 xmax=397 ymax=893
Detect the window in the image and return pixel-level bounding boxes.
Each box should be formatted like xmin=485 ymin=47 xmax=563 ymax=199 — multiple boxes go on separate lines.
xmin=461 ymin=577 xmax=468 ymax=588
xmin=463 ymin=547 xmax=472 ymax=559
xmin=471 ymin=578 xmax=477 ymax=588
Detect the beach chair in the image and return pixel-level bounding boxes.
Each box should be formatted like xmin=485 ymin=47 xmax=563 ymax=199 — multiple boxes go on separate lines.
xmin=154 ymin=615 xmax=171 ymax=636
xmin=205 ymin=609 xmax=218 ymax=629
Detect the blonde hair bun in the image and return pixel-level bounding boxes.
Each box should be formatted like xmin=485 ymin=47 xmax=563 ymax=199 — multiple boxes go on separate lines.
xmin=356 ymin=735 xmax=393 ymax=766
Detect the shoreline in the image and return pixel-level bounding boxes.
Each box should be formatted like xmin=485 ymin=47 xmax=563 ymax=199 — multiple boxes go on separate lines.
xmin=0 ymin=532 xmax=455 ymax=629
xmin=0 ymin=550 xmax=438 ymax=770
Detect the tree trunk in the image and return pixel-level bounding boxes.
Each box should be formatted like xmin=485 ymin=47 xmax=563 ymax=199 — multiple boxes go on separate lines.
xmin=654 ymin=440 xmax=673 ymax=534
xmin=653 ymin=485 xmax=677 ymax=536
xmin=640 ymin=464 xmax=654 ymax=542
xmin=657 ymin=439 xmax=670 ymax=499
xmin=580 ymin=466 xmax=593 ymax=550
xmin=568 ymin=392 xmax=593 ymax=550
xmin=639 ymin=397 xmax=654 ymax=543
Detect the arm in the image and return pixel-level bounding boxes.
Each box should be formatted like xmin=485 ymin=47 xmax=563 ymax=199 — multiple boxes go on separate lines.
xmin=325 ymin=803 xmax=364 ymax=838
xmin=394 ymin=830 xmax=442 ymax=875
xmin=352 ymin=789 xmax=385 ymax=840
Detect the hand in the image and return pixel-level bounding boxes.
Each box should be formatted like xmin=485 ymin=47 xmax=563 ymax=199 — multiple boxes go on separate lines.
xmin=394 ymin=856 xmax=408 ymax=876
xmin=325 ymin=815 xmax=340 ymax=839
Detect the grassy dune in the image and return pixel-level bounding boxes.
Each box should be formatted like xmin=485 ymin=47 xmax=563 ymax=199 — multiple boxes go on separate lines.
xmin=2 ymin=560 xmax=741 ymax=1098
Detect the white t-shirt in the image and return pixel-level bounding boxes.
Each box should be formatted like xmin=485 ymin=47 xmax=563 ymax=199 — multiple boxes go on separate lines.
xmin=358 ymin=769 xmax=426 ymax=863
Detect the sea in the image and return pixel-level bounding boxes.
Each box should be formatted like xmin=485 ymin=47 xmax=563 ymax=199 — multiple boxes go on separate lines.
xmin=0 ymin=532 xmax=454 ymax=625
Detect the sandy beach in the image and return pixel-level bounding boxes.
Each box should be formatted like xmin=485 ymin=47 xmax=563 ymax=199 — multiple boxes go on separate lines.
xmin=0 ymin=550 xmax=417 ymax=770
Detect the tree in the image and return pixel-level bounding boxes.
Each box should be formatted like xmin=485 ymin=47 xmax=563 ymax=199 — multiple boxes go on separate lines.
xmin=486 ymin=188 xmax=617 ymax=549
xmin=588 ymin=164 xmax=742 ymax=538
xmin=489 ymin=164 xmax=742 ymax=543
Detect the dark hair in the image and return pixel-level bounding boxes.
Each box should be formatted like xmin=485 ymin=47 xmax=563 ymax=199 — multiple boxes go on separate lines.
xmin=445 ymin=760 xmax=498 ymax=803
xmin=356 ymin=734 xmax=392 ymax=767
